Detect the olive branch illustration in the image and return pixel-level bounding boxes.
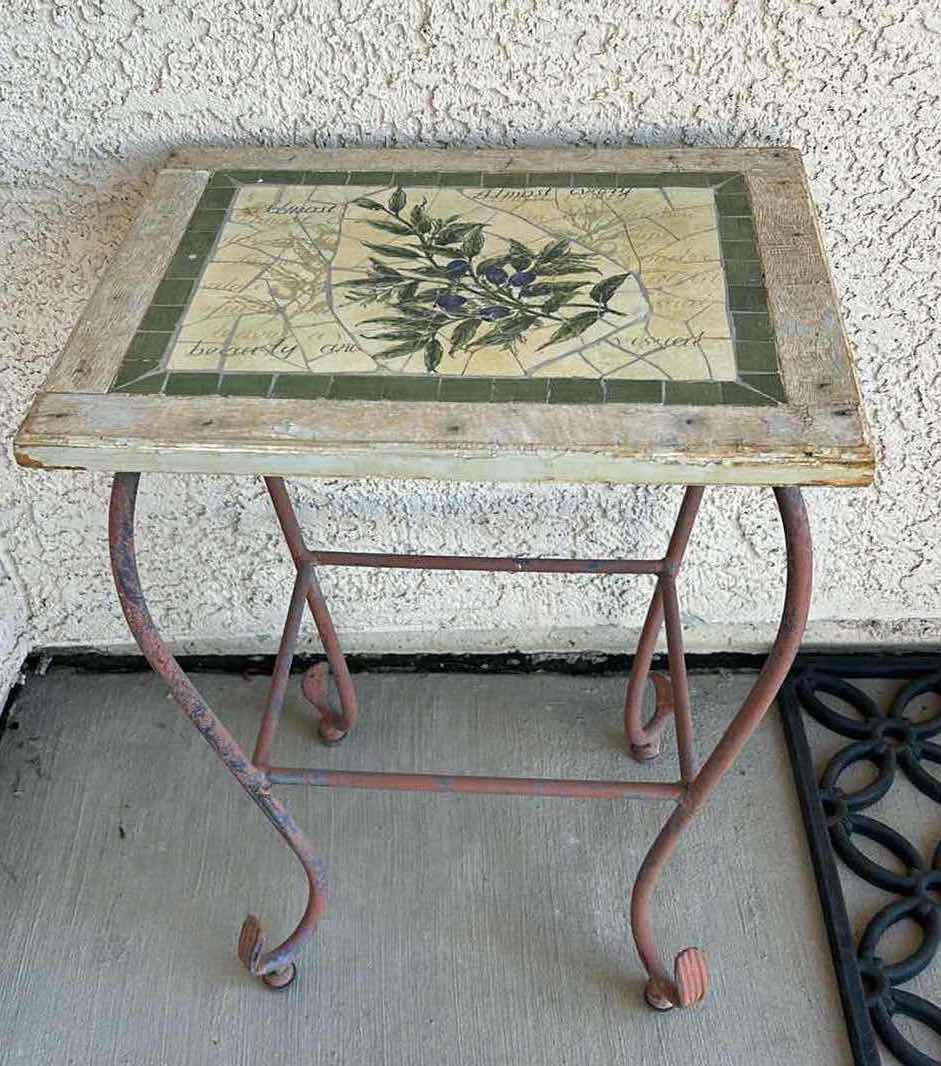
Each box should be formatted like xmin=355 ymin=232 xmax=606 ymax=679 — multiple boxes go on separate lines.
xmin=336 ymin=186 xmax=634 ymax=372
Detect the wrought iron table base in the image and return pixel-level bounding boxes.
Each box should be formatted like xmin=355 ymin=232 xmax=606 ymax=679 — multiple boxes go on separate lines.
xmin=108 ymin=473 xmax=812 ymax=1008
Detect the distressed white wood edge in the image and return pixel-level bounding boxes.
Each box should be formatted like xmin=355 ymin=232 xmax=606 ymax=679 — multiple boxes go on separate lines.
xmin=15 ymin=393 xmax=874 ymax=486
xmin=14 ymin=442 xmax=871 ymax=486
xmin=169 ymin=144 xmax=806 ymax=178
xmin=749 ymin=167 xmax=859 ymax=410
xmin=41 ymin=169 xmax=209 ymax=395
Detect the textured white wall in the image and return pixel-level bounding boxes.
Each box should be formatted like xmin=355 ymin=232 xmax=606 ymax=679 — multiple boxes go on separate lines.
xmin=2 ymin=1 xmax=940 ymax=701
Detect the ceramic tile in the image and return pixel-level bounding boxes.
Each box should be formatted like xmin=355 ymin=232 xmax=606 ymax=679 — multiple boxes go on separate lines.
xmin=121 ymin=372 xmax=166 ymax=394
xmin=548 ymin=379 xmax=605 ymax=404
xmin=438 ymin=377 xmax=495 ymax=402
xmin=111 ymin=169 xmax=783 ymax=407
xmin=604 ymin=379 xmax=662 ymax=403
xmin=380 ymin=375 xmax=441 ymax=401
xmin=218 ymin=373 xmax=273 ymax=397
xmin=645 ymin=345 xmax=715 ymax=380
xmin=733 ymin=312 xmax=774 ymax=342
xmin=164 ymin=371 xmax=219 ymax=395
xmin=697 ymin=338 xmax=737 ymax=379
xmin=270 ymin=374 xmax=333 ymax=399
xmin=734 ymin=340 xmax=778 ymax=373
xmin=664 ymin=381 xmax=723 ymax=405
xmin=138 ymin=306 xmax=183 ymax=332
xmin=740 ymin=372 xmax=787 ymax=401
xmin=607 ymin=360 xmax=668 ymax=380
xmin=720 ymin=381 xmax=773 ymax=405
xmin=330 ymin=376 xmax=386 ymax=400
xmin=490 ymin=378 xmax=550 ymax=402
xmin=723 ymin=260 xmax=766 ymax=286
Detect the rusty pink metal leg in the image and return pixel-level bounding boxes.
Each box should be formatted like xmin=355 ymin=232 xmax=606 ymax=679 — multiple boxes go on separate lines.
xmin=109 ymin=473 xmax=326 ymax=991
xmin=108 ymin=471 xmax=811 ymax=1009
xmin=630 ymin=486 xmax=812 ymax=1010
xmin=264 ymin=476 xmax=357 ymax=745
xmin=252 ymin=562 xmax=315 ymax=769
xmin=624 ymin=486 xmax=704 ymax=762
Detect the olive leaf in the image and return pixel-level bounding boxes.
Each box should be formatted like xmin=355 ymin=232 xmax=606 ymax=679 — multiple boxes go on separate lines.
xmin=353 ymin=197 xmax=384 ymax=210
xmin=507 ymin=240 xmax=534 ymax=269
xmin=389 ymin=187 xmax=407 ymax=214
xmin=366 ymin=329 xmax=427 ymax=341
xmin=590 ymin=273 xmax=630 ymax=306
xmin=518 ymin=283 xmax=552 ymax=298
xmin=375 ymin=339 xmax=426 ymax=359
xmin=450 ymin=318 xmax=481 ymax=350
xmin=468 ymin=314 xmax=536 ymax=351
xmin=537 ymin=310 xmax=603 ymax=350
xmin=537 ymin=259 xmax=601 ymax=277
xmin=437 ymin=222 xmax=478 ymax=245
xmin=410 ymin=202 xmax=432 ymax=234
xmin=536 ymin=238 xmax=570 ymax=262
xmin=362 ymin=241 xmax=424 ymax=260
xmin=542 ymin=292 xmax=573 ymax=313
xmin=462 ymin=226 xmax=485 ymax=259
xmin=368 ymin=219 xmax=414 ymax=236
xmin=424 ymin=338 xmax=444 ymax=371
xmin=369 ymin=259 xmax=404 ymax=277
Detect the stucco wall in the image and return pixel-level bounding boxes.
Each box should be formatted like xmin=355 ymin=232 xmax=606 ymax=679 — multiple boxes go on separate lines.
xmin=2 ymin=1 xmax=939 ymax=703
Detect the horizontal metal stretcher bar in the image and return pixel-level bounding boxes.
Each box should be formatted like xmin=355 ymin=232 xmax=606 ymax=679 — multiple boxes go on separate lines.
xmin=265 ymin=766 xmax=685 ymax=801
xmin=298 ymin=550 xmax=666 ymax=575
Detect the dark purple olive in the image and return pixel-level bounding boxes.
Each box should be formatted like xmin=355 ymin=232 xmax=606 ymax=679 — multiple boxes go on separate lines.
xmin=482 ymin=266 xmax=509 ymax=285
xmin=509 ymin=270 xmax=536 ymax=287
xmin=479 ymin=305 xmax=511 ymax=320
xmin=435 ymin=293 xmax=467 ymax=312
xmin=446 ymin=259 xmax=470 ymax=276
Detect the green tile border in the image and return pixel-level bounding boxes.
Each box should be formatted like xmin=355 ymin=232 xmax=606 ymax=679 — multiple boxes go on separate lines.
xmin=164 ymin=371 xmax=221 ymax=396
xmin=119 ymin=372 xmax=166 ymax=395
xmin=110 ymin=167 xmax=786 ymax=408
xmin=664 ymin=381 xmax=723 ymax=406
xmin=218 ymin=372 xmax=274 ymax=397
xmin=604 ymin=379 xmax=663 ymax=404
xmin=117 ymin=371 xmax=782 ymax=407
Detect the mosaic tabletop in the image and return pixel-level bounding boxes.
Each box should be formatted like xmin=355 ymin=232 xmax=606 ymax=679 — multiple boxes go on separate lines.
xmin=15 ymin=148 xmax=872 ymax=485
xmin=114 ymin=169 xmax=782 ymax=407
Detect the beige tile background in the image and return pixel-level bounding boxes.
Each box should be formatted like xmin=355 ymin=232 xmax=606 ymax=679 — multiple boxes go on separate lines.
xmin=165 ymin=182 xmax=736 ymax=381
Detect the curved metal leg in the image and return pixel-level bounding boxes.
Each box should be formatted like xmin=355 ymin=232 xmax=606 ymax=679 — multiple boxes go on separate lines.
xmin=630 ymin=487 xmax=813 ymax=1009
xmin=264 ymin=476 xmax=358 ymax=744
xmin=624 ymin=486 xmax=704 ymax=761
xmin=109 ymin=472 xmax=326 ymax=989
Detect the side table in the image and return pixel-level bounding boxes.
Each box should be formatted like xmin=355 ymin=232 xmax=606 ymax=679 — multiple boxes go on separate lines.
xmin=15 ymin=146 xmax=873 ymax=1013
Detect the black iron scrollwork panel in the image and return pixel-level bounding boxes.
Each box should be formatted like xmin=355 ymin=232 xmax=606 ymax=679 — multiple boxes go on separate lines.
xmin=780 ymin=656 xmax=941 ymax=1066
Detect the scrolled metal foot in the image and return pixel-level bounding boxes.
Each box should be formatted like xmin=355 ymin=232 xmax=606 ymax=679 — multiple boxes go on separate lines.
xmin=263 ymin=964 xmax=297 ymax=990
xmin=630 ymin=488 xmax=812 ymax=1015
xmin=302 ymin=663 xmax=350 ymax=745
xmin=629 ymin=672 xmax=674 ymax=762
xmin=644 ymin=948 xmax=709 ymax=1010
xmin=239 ymin=915 xmax=298 ymax=989
xmin=110 ymin=473 xmax=326 ymax=991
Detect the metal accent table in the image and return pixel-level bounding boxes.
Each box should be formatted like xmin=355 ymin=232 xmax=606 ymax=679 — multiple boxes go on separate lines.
xmin=15 ymin=147 xmax=873 ymax=1012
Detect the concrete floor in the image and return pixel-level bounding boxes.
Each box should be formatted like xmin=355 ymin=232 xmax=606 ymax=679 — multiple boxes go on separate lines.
xmin=0 ymin=668 xmax=854 ymax=1065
